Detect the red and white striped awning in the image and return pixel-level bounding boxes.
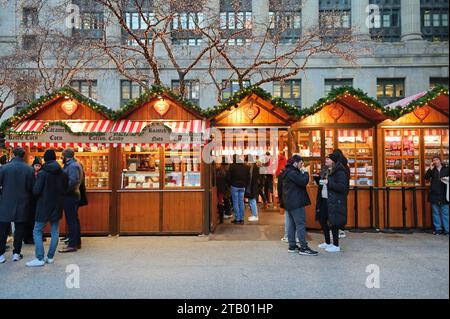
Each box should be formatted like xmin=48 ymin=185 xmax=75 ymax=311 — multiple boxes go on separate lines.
xmin=11 ymin=120 xmax=113 ymax=134
xmin=111 ymin=120 xmax=208 ymax=135
xmin=338 ymin=129 xmax=373 ymax=138
xmin=5 ymin=142 xmax=106 ymax=148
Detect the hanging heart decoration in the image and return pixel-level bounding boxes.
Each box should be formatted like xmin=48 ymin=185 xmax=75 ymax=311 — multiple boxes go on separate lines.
xmin=245 ymin=104 xmax=260 ymax=120
xmin=413 ymin=106 xmax=430 ymax=121
xmin=61 ymin=100 xmax=78 ymax=116
xmin=327 ymin=104 xmax=345 ymax=121
xmin=154 ymin=99 xmax=170 ymax=116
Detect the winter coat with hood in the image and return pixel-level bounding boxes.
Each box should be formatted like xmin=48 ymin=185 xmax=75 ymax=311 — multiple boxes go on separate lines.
xmin=277 ymin=164 xmax=311 ymax=211
xmin=33 ymin=160 xmax=68 ymax=223
xmin=425 ymin=164 xmax=449 ymax=204
xmin=324 ymin=162 xmax=349 ymax=228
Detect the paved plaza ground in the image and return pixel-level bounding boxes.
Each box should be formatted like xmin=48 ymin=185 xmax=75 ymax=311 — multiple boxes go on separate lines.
xmin=0 ymin=223 xmax=448 ymax=299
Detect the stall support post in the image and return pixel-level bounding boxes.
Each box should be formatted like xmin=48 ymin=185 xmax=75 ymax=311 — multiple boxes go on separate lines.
xmin=381 ymin=187 xmax=395 ymax=233
xmin=411 ymin=187 xmax=422 ymax=232
xmin=350 ymin=187 xmax=364 ymax=233
xmin=365 ymin=186 xmax=379 ymax=233
xmin=396 ymin=187 xmax=413 ymax=234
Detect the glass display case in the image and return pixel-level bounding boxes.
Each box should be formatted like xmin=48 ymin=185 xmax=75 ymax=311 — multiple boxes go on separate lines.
xmin=122 ymin=146 xmax=160 ymax=189
xmin=165 ymin=148 xmax=201 ymax=188
xmin=28 ymin=145 xmax=110 ymax=189
xmin=338 ymin=129 xmax=374 ymax=186
xmin=384 ymin=129 xmax=421 ymax=186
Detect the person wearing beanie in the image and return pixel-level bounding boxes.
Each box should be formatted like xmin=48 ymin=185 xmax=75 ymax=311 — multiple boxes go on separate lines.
xmin=23 ymin=157 xmax=43 ymax=244
xmin=316 ymin=151 xmax=349 ymax=253
xmin=0 ymin=147 xmax=34 ymax=264
xmin=278 ymin=154 xmax=317 ymax=256
xmin=26 ymin=150 xmax=68 ymax=267
xmin=0 ymin=155 xmax=7 ymax=166
xmin=425 ymin=155 xmax=449 ymax=236
xmin=59 ymin=148 xmax=84 ymax=253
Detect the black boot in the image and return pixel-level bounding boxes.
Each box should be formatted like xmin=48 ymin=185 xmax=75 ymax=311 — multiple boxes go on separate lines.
xmin=218 ymin=204 xmax=225 ymax=224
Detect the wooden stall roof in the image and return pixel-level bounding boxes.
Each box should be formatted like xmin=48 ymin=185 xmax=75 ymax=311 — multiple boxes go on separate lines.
xmin=292 ymin=86 xmax=388 ymax=128
xmin=381 ymin=86 xmax=449 ymax=125
xmin=0 ymin=87 xmax=114 ymax=133
xmin=209 ymin=88 xmax=297 ymax=127
xmin=115 ymin=90 xmax=205 ymax=121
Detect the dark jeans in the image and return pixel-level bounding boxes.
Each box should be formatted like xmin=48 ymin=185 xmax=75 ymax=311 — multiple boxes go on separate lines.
xmin=318 ymin=199 xmax=339 ymax=246
xmin=287 ymin=207 xmax=308 ymax=249
xmin=264 ymin=175 xmax=273 ymax=203
xmin=0 ymin=222 xmax=25 ymax=255
xmin=64 ymin=197 xmax=81 ymax=248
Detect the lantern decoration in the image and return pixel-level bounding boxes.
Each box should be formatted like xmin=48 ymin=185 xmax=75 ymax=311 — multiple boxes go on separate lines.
xmin=413 ymin=105 xmax=431 ymax=121
xmin=154 ymin=98 xmax=170 ymax=116
xmin=245 ymin=103 xmax=260 ymax=120
xmin=61 ymin=100 xmax=78 ymax=116
xmin=327 ymin=104 xmax=345 ymax=121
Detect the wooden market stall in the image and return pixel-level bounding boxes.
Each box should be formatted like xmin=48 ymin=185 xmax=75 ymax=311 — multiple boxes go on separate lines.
xmin=377 ymin=86 xmax=449 ymax=230
xmin=290 ymin=87 xmax=389 ymax=230
xmin=3 ymin=87 xmax=115 ymax=235
xmin=208 ymin=87 xmax=298 ymax=229
xmin=112 ymin=89 xmax=210 ymax=235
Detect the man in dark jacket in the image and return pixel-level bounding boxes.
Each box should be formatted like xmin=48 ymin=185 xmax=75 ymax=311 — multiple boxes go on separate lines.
xmin=247 ymin=160 xmax=260 ymax=222
xmin=24 ymin=156 xmax=42 ymax=245
xmin=26 ymin=150 xmax=68 ymax=267
xmin=278 ymin=155 xmax=317 ymax=256
xmin=227 ymin=155 xmax=250 ymax=224
xmin=59 ymin=149 xmax=84 ymax=253
xmin=425 ymin=155 xmax=449 ymax=235
xmin=0 ymin=147 xmax=34 ymax=263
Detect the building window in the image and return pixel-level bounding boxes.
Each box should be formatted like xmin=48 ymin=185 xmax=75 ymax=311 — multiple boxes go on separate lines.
xmin=319 ymin=0 xmax=352 ymax=30
xmin=121 ymin=80 xmax=147 ymax=105
xmin=369 ymin=0 xmax=401 ymax=42
xmin=172 ymin=12 xmax=205 ymax=30
xmin=377 ymin=78 xmax=405 ymax=105
xmin=269 ymin=0 xmax=302 ymax=44
xmin=125 ymin=12 xmax=156 ymax=30
xmin=219 ymin=1 xmax=252 ymax=45
xmin=421 ymin=0 xmax=449 ymax=42
xmin=14 ymin=91 xmax=35 ymax=113
xmin=430 ymin=77 xmax=449 ymax=89
xmin=172 ymin=80 xmax=200 ymax=104
xmin=222 ymin=80 xmax=251 ymax=100
xmin=273 ymin=80 xmax=301 ymax=108
xmin=22 ymin=35 xmax=37 ymax=50
xmin=70 ymin=80 xmax=98 ymax=100
xmin=325 ymin=79 xmax=353 ymax=95
xmin=72 ymin=1 xmax=104 ymax=39
xmin=23 ymin=7 xmax=38 ymax=27
xmin=220 ymin=11 xmax=252 ymax=30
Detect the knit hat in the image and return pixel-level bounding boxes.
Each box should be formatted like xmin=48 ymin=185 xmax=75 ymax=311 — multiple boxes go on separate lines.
xmin=62 ymin=148 xmax=75 ymax=159
xmin=287 ymin=154 xmax=303 ymax=166
xmin=0 ymin=155 xmax=7 ymax=165
xmin=327 ymin=151 xmax=341 ymax=163
xmin=43 ymin=149 xmax=57 ymax=162
xmin=32 ymin=156 xmax=42 ymax=166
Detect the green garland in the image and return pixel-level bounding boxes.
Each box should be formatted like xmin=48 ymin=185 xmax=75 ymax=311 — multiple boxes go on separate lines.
xmin=204 ymin=86 xmax=300 ymax=118
xmin=298 ymin=86 xmax=384 ymax=118
xmin=0 ymin=86 xmax=114 ymax=133
xmin=383 ymin=85 xmax=449 ymax=118
xmin=114 ymin=85 xmax=204 ymax=120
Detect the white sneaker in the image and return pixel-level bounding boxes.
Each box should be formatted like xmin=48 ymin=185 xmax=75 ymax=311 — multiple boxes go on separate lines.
xmin=248 ymin=216 xmax=259 ymax=222
xmin=12 ymin=253 xmax=23 ymax=261
xmin=44 ymin=257 xmax=54 ymax=264
xmin=0 ymin=254 xmax=5 ymax=264
xmin=318 ymin=243 xmax=332 ymax=249
xmin=325 ymin=245 xmax=341 ymax=253
xmin=339 ymin=230 xmax=346 ymax=238
xmin=280 ymin=237 xmax=288 ymax=242
xmin=223 ymin=214 xmax=232 ymax=219
xmin=26 ymin=259 xmax=45 ymax=267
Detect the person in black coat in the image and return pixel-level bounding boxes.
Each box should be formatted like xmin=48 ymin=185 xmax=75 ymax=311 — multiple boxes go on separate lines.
xmin=425 ymin=155 xmax=449 ymax=235
xmin=24 ymin=156 xmax=42 ymax=244
xmin=315 ymin=151 xmax=349 ymax=253
xmin=0 ymin=147 xmax=34 ymax=263
xmin=227 ymin=155 xmax=250 ymax=224
xmin=26 ymin=150 xmax=68 ymax=267
xmin=246 ymin=160 xmax=260 ymax=221
xmin=278 ymin=155 xmax=317 ymax=256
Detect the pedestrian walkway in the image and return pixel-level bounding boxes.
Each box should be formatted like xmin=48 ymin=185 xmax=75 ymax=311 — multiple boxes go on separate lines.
xmin=0 ymin=233 xmax=448 ymax=299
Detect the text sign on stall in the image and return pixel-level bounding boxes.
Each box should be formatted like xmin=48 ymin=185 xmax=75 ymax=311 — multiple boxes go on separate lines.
xmin=6 ymin=123 xmax=201 ymax=146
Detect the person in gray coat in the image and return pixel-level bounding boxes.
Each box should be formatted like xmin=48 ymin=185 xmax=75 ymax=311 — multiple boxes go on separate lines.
xmin=0 ymin=147 xmax=34 ymax=263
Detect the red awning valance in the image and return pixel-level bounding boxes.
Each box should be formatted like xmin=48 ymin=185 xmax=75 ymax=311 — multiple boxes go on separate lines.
xmin=11 ymin=120 xmax=114 ymax=134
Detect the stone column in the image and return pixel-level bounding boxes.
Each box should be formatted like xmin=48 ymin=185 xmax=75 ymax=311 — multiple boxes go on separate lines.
xmin=351 ymin=0 xmax=371 ymax=40
xmin=301 ymin=0 xmax=319 ymax=32
xmin=401 ymin=0 xmax=422 ymax=41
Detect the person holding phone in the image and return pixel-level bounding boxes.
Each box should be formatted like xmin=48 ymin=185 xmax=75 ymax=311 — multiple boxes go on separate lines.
xmin=425 ymin=155 xmax=449 ymax=236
